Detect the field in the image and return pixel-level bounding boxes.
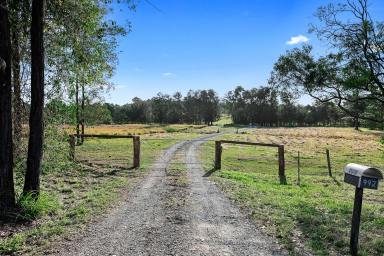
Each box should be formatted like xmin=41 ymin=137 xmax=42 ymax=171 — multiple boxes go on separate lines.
xmin=200 ymin=127 xmax=384 ymax=255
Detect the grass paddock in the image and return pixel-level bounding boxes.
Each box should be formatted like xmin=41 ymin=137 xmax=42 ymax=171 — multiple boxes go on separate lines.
xmin=201 ymin=127 xmax=384 ymax=255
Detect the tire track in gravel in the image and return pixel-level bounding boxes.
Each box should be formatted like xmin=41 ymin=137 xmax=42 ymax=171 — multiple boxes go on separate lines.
xmin=184 ymin=136 xmax=287 ymax=256
xmin=52 ymin=134 xmax=287 ymax=256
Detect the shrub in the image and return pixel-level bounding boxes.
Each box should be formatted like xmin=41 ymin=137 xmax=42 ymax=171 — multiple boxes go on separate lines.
xmin=164 ymin=127 xmax=178 ymax=133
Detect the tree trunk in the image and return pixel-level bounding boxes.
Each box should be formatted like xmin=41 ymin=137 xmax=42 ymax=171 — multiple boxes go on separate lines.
xmin=0 ymin=3 xmax=16 ymax=209
xmin=11 ymin=14 xmax=22 ymax=157
xmin=23 ymin=0 xmax=45 ymax=196
xmin=81 ymin=82 xmax=84 ymax=144
xmin=75 ymin=78 xmax=80 ymax=144
xmin=353 ymin=117 xmax=359 ymax=130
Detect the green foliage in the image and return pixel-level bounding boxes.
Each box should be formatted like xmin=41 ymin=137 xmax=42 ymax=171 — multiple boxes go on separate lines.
xmin=164 ymin=127 xmax=178 ymax=133
xmin=17 ymin=192 xmax=60 ymax=221
xmin=0 ymin=233 xmax=24 ymax=255
xmin=225 ymin=86 xmax=278 ymax=125
xmin=83 ymin=102 xmax=112 ymax=125
xmin=42 ymin=125 xmax=78 ymax=174
xmin=106 ymin=90 xmax=220 ymax=125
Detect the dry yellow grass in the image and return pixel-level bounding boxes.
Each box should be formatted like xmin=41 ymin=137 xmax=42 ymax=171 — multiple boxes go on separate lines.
xmin=64 ymin=124 xmax=208 ymax=135
xmin=223 ymin=127 xmax=384 ymax=170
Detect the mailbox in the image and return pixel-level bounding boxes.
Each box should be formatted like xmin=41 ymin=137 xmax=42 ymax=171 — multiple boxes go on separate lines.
xmin=344 ymin=163 xmax=383 ymax=189
xmin=344 ymin=163 xmax=383 ymax=256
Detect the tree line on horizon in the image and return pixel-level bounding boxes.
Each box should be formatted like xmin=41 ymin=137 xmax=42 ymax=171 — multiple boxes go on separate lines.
xmin=49 ymin=85 xmax=359 ymax=128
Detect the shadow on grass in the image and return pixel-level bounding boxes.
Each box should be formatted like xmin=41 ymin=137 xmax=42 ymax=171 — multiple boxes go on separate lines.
xmin=203 ymin=168 xmax=218 ymax=177
xmin=331 ymin=176 xmax=341 ymax=186
xmin=294 ymin=202 xmax=349 ymax=255
xmin=77 ymin=161 xmax=138 ymax=178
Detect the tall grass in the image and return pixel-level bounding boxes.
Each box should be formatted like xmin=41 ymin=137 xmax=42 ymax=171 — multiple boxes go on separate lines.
xmin=17 ymin=192 xmax=60 ymax=221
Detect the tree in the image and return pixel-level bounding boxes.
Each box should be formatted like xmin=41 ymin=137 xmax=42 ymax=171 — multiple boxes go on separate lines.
xmin=0 ymin=0 xmax=16 ymax=209
xmin=225 ymin=86 xmax=278 ymax=126
xmin=270 ymin=0 xmax=384 ymax=126
xmin=23 ymin=0 xmax=45 ymax=196
xmin=82 ymin=102 xmax=112 ymax=125
xmin=151 ymin=93 xmax=170 ymax=123
xmin=166 ymin=92 xmax=184 ymax=123
xmin=225 ymin=86 xmax=248 ymax=124
xmin=44 ymin=0 xmax=133 ymax=142
xmin=184 ymin=90 xmax=201 ymax=124
xmin=9 ymin=0 xmax=25 ymax=156
xmin=200 ymin=89 xmax=220 ymax=125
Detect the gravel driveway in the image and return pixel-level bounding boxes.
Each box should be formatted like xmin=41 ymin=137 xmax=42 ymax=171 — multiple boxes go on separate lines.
xmin=52 ymin=135 xmax=286 ymax=256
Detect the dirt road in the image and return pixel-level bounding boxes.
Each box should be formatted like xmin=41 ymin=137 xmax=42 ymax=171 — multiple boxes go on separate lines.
xmin=53 ymin=135 xmax=286 ymax=256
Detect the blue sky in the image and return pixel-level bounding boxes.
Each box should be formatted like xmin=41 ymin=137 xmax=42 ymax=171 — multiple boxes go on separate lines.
xmin=106 ymin=0 xmax=384 ymax=104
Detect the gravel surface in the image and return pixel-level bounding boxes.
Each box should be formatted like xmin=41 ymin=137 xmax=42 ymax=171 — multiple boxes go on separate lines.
xmin=52 ymin=135 xmax=287 ymax=256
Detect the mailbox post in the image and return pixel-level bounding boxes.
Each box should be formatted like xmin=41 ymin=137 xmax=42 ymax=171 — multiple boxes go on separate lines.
xmin=344 ymin=163 xmax=383 ymax=256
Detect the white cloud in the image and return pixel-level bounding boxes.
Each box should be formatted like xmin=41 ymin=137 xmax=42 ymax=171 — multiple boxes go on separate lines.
xmin=133 ymin=67 xmax=142 ymax=72
xmin=162 ymin=72 xmax=175 ymax=77
xmin=286 ymin=35 xmax=309 ymax=45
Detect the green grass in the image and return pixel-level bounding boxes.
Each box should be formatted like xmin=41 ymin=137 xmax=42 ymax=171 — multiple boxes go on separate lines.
xmin=17 ymin=192 xmax=61 ymax=221
xmin=214 ymin=115 xmax=233 ymax=126
xmin=200 ymin=127 xmax=384 ymax=255
xmin=0 ymin=178 xmax=130 ymax=255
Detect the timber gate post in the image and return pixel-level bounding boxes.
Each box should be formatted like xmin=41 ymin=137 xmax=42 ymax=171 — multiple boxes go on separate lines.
xmin=69 ymin=135 xmax=75 ymax=160
xmin=326 ymin=149 xmax=332 ymax=177
xmin=133 ymin=136 xmax=141 ymax=168
xmin=278 ymin=145 xmax=287 ymax=184
xmin=215 ymin=141 xmax=222 ymax=170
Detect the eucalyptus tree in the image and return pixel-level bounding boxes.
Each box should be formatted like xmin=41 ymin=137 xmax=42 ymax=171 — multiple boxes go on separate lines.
xmin=270 ymin=0 xmax=384 ymax=127
xmin=45 ymin=0 xmax=133 ymax=143
xmin=23 ymin=0 xmax=45 ymax=196
xmin=225 ymin=86 xmax=248 ymax=124
xmin=0 ymin=0 xmax=16 ymax=209
xmin=200 ymin=89 xmax=220 ymax=125
xmin=9 ymin=0 xmax=30 ymax=154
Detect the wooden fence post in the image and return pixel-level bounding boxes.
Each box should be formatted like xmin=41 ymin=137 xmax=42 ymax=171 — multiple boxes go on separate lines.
xmin=326 ymin=149 xmax=332 ymax=177
xmin=69 ymin=135 xmax=75 ymax=160
xmin=350 ymin=187 xmax=364 ymax=256
xmin=215 ymin=141 xmax=222 ymax=170
xmin=278 ymin=145 xmax=287 ymax=184
xmin=297 ymin=151 xmax=301 ymax=186
xmin=133 ymin=136 xmax=140 ymax=168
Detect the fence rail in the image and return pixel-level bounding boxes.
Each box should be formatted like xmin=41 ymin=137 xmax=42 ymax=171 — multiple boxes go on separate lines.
xmin=69 ymin=134 xmax=141 ymax=168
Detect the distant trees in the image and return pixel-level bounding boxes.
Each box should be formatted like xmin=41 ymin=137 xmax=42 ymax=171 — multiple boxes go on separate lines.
xmin=99 ymin=86 xmax=349 ymax=127
xmin=106 ymin=89 xmax=221 ymax=125
xmin=183 ymin=90 xmax=220 ymax=125
xmin=224 ymin=86 xmax=345 ymax=127
xmin=226 ymin=86 xmax=278 ymax=126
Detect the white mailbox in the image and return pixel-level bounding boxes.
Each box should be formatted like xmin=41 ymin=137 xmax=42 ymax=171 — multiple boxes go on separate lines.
xmin=344 ymin=163 xmax=383 ymax=190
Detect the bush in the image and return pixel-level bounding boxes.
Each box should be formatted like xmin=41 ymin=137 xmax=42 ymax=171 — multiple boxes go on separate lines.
xmin=164 ymin=127 xmax=178 ymax=133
